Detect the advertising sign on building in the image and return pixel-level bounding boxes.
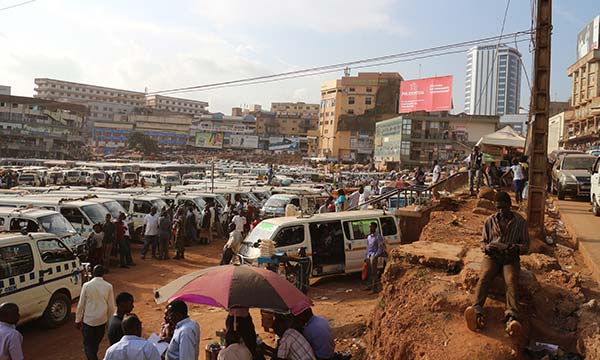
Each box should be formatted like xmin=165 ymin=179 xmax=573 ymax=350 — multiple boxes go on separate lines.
xmin=577 ymin=16 xmax=600 ymax=60
xmin=194 ymin=132 xmax=223 ymax=148
xmin=269 ymin=136 xmax=298 ymax=151
xmin=230 ymin=134 xmax=259 ymax=149
xmin=399 ymin=76 xmax=453 ymax=113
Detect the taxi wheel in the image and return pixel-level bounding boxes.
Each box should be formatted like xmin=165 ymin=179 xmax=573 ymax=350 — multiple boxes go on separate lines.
xmin=42 ymin=292 xmax=71 ymax=328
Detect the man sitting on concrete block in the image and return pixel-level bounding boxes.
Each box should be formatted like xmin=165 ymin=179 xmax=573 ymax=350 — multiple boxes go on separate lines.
xmin=464 ymin=191 xmax=530 ymax=337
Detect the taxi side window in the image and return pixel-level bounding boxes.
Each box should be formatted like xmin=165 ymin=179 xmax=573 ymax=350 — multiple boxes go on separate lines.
xmin=274 ymin=225 xmax=305 ymax=247
xmin=116 ymin=200 xmax=130 ymax=211
xmin=349 ymin=219 xmax=378 ymax=240
xmin=10 ymin=219 xmax=39 ymax=232
xmin=61 ymin=208 xmax=89 ymax=225
xmin=380 ymin=217 xmax=398 ymax=236
xmin=134 ymin=200 xmax=152 ymax=214
xmin=37 ymin=239 xmax=75 ymax=263
xmin=0 ymin=243 xmax=34 ymax=279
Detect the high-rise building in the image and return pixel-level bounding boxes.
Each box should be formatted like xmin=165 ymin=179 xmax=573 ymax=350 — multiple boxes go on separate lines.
xmin=0 ymin=86 xmax=10 ymax=95
xmin=34 ymin=78 xmax=208 ymax=129
xmin=311 ymin=72 xmax=402 ymax=162
xmin=464 ymin=45 xmax=522 ymax=116
xmin=270 ymin=102 xmax=320 ymax=136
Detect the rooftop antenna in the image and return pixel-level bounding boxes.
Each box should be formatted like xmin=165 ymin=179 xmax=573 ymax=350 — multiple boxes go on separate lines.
xmin=344 ymin=67 xmax=351 ymax=77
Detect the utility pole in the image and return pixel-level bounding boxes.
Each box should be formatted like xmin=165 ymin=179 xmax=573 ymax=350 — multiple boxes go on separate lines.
xmin=526 ymin=0 xmax=552 ymax=230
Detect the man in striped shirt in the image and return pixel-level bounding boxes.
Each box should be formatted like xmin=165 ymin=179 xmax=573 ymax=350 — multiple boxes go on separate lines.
xmin=465 ymin=191 xmax=529 ymax=337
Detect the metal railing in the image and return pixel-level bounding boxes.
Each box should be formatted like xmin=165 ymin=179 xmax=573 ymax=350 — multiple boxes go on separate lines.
xmin=346 ymin=171 xmax=468 ymax=211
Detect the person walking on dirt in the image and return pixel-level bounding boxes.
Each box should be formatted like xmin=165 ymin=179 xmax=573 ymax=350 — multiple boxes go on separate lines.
xmin=468 ymin=145 xmax=484 ymax=195
xmin=174 ymin=208 xmax=186 ymax=260
xmin=220 ymin=223 xmax=242 ymax=265
xmin=75 ymin=265 xmax=115 ymax=360
xmin=464 ymin=191 xmax=530 ymax=338
xmin=115 ymin=212 xmax=134 ymax=268
xmin=365 ymin=222 xmax=385 ymax=293
xmin=159 ymin=209 xmax=172 ymax=260
xmin=103 ymin=213 xmax=115 ymax=270
xmin=141 ymin=207 xmax=160 ymax=260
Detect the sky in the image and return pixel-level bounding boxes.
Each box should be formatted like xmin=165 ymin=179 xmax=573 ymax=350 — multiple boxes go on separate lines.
xmin=0 ymin=0 xmax=598 ymax=114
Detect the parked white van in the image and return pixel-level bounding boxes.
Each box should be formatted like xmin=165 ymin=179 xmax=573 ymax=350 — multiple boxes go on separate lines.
xmin=0 ymin=207 xmax=84 ymax=250
xmin=0 ymin=197 xmax=109 ymax=241
xmin=139 ymin=171 xmax=160 ymax=186
xmin=239 ymin=210 xmax=401 ymax=277
xmin=0 ymin=232 xmax=83 ymax=327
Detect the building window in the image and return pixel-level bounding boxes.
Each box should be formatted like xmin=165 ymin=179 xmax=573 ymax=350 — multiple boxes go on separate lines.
xmin=365 ymin=97 xmax=372 ymax=105
xmin=349 ymin=87 xmax=355 ymax=92
xmin=347 ymin=109 xmax=354 ymax=115
xmin=366 ymin=87 xmax=373 ymax=93
xmin=348 ymin=97 xmax=355 ymax=105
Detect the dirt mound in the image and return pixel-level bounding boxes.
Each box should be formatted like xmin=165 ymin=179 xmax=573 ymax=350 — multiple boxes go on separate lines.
xmin=364 ymin=196 xmax=599 ymax=359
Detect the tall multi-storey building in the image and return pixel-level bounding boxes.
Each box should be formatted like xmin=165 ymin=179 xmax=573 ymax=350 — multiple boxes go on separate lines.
xmin=311 ymin=72 xmax=403 ymax=162
xmin=0 ymin=86 xmax=10 ymax=95
xmin=565 ymin=16 xmax=600 ymax=148
xmin=464 ymin=45 xmax=522 ymax=116
xmin=34 ymin=78 xmax=208 ymax=129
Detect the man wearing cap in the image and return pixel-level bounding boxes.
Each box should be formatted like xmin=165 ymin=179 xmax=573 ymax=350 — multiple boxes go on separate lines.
xmin=464 ymin=191 xmax=530 ymax=337
xmin=468 ymin=145 xmax=484 ymax=195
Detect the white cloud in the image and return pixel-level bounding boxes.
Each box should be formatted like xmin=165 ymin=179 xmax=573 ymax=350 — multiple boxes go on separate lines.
xmin=194 ymin=0 xmax=408 ymax=35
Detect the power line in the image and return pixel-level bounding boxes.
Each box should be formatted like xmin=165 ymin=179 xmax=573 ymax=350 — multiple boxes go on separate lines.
xmin=149 ymin=29 xmax=533 ymax=96
xmin=156 ymin=39 xmax=531 ymax=96
xmin=0 ymin=0 xmax=36 ymax=12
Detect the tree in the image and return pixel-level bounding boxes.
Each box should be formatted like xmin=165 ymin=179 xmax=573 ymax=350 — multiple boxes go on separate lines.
xmin=127 ymin=131 xmax=159 ymax=154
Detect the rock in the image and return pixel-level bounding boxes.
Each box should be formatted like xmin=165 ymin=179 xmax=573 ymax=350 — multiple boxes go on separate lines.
xmin=393 ymin=241 xmax=466 ymax=271
xmin=476 ymin=198 xmax=496 ymax=211
xmin=577 ymin=299 xmax=600 ymax=356
xmin=472 ymin=207 xmax=494 ymax=216
xmin=458 ymin=264 xmax=540 ymax=296
xmin=477 ymin=187 xmax=496 ymax=201
xmin=521 ymin=253 xmax=561 ymax=272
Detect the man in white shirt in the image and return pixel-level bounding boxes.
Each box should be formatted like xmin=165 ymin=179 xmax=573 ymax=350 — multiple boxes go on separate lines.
xmin=104 ymin=314 xmax=160 ymax=360
xmin=0 ymin=303 xmax=23 ymax=360
xmin=166 ymin=300 xmax=200 ymax=360
xmin=432 ymin=160 xmax=442 ymax=184
xmin=76 ymin=265 xmax=115 ymax=360
xmin=141 ymin=207 xmax=160 ymax=260
xmin=220 ymin=223 xmax=243 ymax=265
xmin=232 ymin=212 xmax=246 ymax=233
xmin=358 ymin=186 xmax=371 ymax=210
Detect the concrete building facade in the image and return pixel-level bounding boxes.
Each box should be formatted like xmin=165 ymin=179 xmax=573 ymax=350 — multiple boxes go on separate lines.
xmin=0 ymin=95 xmax=87 ymax=159
xmin=270 ymin=102 xmax=319 ymax=137
xmin=500 ymin=113 xmax=528 ymax=136
xmin=565 ymin=48 xmax=600 ymax=148
xmin=34 ymin=78 xmax=208 ymax=130
xmin=548 ymin=110 xmax=574 ymax=154
xmin=464 ymin=45 xmax=522 ymax=116
xmin=374 ymin=112 xmax=499 ymax=170
xmin=313 ymin=72 xmax=403 ymax=162
xmin=0 ymin=86 xmax=10 ymax=95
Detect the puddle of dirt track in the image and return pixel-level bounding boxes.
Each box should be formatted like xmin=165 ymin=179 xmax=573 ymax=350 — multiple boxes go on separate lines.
xmin=21 ymin=239 xmax=377 ymax=360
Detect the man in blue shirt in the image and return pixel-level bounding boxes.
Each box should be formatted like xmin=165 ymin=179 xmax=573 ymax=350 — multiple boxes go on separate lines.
xmin=295 ymin=308 xmax=335 ymax=360
xmin=166 ymin=300 xmax=200 ymax=360
xmin=365 ymin=222 xmax=385 ymax=293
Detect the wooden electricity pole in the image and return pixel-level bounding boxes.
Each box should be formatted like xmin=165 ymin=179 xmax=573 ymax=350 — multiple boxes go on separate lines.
xmin=526 ymin=0 xmax=552 ymax=230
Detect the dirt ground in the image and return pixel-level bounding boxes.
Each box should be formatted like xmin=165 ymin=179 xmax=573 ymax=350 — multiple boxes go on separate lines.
xmin=20 ymin=237 xmax=377 ymax=359
xmin=365 ymin=193 xmax=600 ymax=360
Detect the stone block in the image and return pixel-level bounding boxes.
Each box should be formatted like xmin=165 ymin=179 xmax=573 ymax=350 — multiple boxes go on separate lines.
xmin=477 ymin=187 xmax=496 ymax=201
xmin=393 ymin=241 xmax=466 ymax=271
xmin=472 ymin=207 xmax=494 ymax=216
xmin=476 ymin=198 xmax=496 ymax=211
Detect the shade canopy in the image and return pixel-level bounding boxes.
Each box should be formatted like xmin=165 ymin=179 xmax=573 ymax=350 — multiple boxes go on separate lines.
xmin=476 ymin=125 xmax=526 ymax=148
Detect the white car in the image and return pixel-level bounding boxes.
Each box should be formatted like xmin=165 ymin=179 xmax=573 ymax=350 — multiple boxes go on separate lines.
xmin=0 ymin=232 xmax=83 ymax=327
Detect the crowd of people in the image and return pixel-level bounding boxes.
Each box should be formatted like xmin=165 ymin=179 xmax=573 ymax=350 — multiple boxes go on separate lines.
xmin=0 ymin=262 xmax=338 ymax=360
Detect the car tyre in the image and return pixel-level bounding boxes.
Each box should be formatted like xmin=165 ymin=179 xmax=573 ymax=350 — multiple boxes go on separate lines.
xmin=593 ymin=196 xmax=600 ymax=217
xmin=557 ymin=184 xmax=565 ymax=200
xmin=42 ymin=292 xmax=71 ymax=328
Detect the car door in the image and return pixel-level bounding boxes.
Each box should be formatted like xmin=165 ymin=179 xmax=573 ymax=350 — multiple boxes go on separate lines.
xmin=342 ymin=218 xmax=379 ymax=273
xmin=0 ymin=242 xmax=47 ymax=322
xmin=35 ymin=237 xmax=80 ymax=298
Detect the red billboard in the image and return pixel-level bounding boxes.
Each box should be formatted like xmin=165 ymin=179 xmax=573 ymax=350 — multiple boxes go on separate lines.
xmin=399 ymin=75 xmax=453 ymax=113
